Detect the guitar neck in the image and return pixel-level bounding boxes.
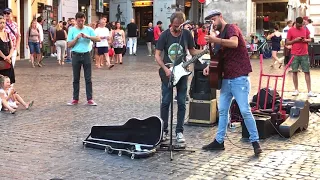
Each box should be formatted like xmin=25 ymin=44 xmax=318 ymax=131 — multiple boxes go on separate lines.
xmin=182 ymin=49 xmax=209 ymax=68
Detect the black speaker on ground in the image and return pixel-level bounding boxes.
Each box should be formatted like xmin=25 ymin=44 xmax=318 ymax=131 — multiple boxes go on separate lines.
xmin=241 ymin=114 xmax=276 ymax=139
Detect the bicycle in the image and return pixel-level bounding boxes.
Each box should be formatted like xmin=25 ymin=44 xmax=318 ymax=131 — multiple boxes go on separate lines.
xmin=249 ymin=35 xmax=272 ymax=59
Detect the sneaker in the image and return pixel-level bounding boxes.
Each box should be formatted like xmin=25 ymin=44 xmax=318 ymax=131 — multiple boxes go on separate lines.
xmin=87 ymin=100 xmax=97 ymax=106
xmin=308 ymin=91 xmax=317 ymax=97
xmin=292 ymin=90 xmax=299 ymax=96
xmin=65 ymin=59 xmax=72 ymax=63
xmin=50 ymin=54 xmax=55 ymax=57
xmin=67 ymin=100 xmax=78 ymax=106
xmin=148 ymin=55 xmax=151 ymax=57
xmin=176 ymin=132 xmax=185 ymax=143
xmin=162 ymin=132 xmax=169 ymax=142
xmin=202 ymin=139 xmax=225 ymax=150
xmin=252 ymin=141 xmax=262 ymax=156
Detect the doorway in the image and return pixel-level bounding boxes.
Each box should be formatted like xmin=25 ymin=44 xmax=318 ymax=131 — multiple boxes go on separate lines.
xmin=19 ymin=0 xmax=25 ymax=58
xmin=134 ymin=6 xmax=153 ymax=44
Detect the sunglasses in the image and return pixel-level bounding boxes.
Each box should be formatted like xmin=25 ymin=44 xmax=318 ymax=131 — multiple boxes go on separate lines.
xmin=3 ymin=12 xmax=10 ymax=15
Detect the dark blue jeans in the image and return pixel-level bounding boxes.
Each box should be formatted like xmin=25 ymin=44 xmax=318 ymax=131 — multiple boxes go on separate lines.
xmin=160 ymin=76 xmax=187 ymax=134
xmin=72 ymin=52 xmax=92 ymax=101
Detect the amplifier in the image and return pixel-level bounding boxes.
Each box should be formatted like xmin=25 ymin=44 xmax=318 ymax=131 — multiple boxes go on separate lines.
xmin=187 ymin=99 xmax=217 ymax=125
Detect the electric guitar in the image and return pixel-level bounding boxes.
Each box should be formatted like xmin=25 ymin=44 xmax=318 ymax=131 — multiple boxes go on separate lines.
xmin=159 ymin=49 xmax=209 ymax=86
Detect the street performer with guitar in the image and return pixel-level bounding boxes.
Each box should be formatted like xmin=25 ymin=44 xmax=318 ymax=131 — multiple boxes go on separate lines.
xmin=155 ymin=12 xmax=205 ymax=143
xmin=201 ymin=10 xmax=262 ymax=155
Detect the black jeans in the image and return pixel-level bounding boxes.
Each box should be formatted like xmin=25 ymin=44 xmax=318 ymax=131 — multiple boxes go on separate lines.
xmin=72 ymin=52 xmax=92 ymax=101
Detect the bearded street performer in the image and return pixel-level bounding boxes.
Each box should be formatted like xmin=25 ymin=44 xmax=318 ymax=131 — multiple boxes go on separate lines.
xmin=155 ymin=12 xmax=203 ymax=143
xmin=201 ymin=10 xmax=262 ymax=156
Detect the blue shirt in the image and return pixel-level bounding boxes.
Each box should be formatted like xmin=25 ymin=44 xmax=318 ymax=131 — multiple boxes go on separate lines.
xmin=67 ymin=26 xmax=96 ymax=53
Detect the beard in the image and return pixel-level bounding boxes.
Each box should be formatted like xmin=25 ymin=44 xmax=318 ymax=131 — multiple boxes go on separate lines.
xmin=215 ymin=23 xmax=222 ymax=31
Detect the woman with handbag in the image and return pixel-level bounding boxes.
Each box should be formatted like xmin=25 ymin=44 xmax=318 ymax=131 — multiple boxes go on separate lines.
xmin=0 ymin=15 xmax=15 ymax=84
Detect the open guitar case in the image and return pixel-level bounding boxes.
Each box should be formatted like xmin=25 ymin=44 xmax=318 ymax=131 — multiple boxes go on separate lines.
xmin=83 ymin=116 xmax=163 ymax=159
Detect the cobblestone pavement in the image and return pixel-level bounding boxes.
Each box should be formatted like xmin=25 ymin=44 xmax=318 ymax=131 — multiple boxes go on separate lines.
xmin=1 ymin=48 xmax=320 ymax=180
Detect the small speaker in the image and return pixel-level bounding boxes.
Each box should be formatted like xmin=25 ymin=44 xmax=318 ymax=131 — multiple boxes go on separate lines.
xmin=187 ymin=99 xmax=217 ymax=125
xmin=241 ymin=114 xmax=276 ymax=139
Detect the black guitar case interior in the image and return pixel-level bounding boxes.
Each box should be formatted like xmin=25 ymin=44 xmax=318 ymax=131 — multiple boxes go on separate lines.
xmin=83 ymin=116 xmax=163 ymax=159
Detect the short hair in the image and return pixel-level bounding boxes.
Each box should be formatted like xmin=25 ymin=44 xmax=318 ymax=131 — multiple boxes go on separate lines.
xmin=169 ymin=12 xmax=185 ymax=24
xmin=287 ymin=20 xmax=292 ymax=25
xmin=296 ymin=17 xmax=303 ymax=24
xmin=63 ymin=21 xmax=67 ymax=26
xmin=75 ymin=12 xmax=86 ymax=19
xmin=37 ymin=16 xmax=42 ymax=23
xmin=157 ymin=21 xmax=162 ymax=25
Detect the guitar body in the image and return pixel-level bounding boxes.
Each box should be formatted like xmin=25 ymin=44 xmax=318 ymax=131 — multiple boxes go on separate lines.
xmin=170 ymin=62 xmax=192 ymax=86
xmin=208 ymin=24 xmax=230 ymax=90
xmin=158 ymin=49 xmax=208 ymax=87
xmin=159 ymin=62 xmax=192 ymax=87
xmin=209 ymin=51 xmax=223 ymax=89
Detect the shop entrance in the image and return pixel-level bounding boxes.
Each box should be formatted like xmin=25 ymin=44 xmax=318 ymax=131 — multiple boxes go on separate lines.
xmin=256 ymin=2 xmax=288 ymax=35
xmin=19 ymin=0 xmax=24 ymax=58
xmin=134 ymin=6 xmax=153 ymax=44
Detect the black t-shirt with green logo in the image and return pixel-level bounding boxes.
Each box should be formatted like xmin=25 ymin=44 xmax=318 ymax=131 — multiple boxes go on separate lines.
xmin=156 ymin=29 xmax=195 ymax=64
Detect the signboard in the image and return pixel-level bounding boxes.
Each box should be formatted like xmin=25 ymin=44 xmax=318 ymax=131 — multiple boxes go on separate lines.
xmin=96 ymin=0 xmax=103 ymax=13
xmin=132 ymin=1 xmax=153 ymax=7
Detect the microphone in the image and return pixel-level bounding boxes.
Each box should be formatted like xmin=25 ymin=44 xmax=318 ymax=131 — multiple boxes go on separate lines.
xmin=179 ymin=20 xmax=191 ymax=28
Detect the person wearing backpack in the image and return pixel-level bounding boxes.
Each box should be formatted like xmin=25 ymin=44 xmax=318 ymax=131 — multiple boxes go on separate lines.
xmin=26 ymin=19 xmax=41 ymax=68
xmin=3 ymin=8 xmax=21 ymax=68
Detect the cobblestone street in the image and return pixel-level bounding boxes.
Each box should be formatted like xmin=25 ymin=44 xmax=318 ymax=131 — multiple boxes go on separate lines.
xmin=1 ymin=47 xmax=320 ymax=180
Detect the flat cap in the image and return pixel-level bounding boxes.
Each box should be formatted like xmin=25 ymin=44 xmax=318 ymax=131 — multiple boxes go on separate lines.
xmin=3 ymin=8 xmax=12 ymax=13
xmin=205 ymin=10 xmax=221 ymax=20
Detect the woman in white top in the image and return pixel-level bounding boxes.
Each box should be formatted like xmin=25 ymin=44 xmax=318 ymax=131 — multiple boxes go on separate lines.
xmin=94 ymin=18 xmax=114 ymax=69
xmin=0 ymin=75 xmax=33 ymax=114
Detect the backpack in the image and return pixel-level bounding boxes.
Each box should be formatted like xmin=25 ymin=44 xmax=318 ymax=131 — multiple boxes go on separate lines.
xmin=252 ymin=88 xmax=281 ymax=111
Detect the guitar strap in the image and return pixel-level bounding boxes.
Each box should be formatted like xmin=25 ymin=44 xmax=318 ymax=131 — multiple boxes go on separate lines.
xmin=214 ymin=24 xmax=230 ymax=55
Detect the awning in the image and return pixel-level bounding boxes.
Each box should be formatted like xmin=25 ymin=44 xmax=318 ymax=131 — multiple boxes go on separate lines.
xmin=79 ymin=0 xmax=90 ymax=5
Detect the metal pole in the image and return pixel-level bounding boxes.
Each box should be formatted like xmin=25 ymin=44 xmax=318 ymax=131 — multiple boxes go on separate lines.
xmin=201 ymin=3 xmax=203 ymax=23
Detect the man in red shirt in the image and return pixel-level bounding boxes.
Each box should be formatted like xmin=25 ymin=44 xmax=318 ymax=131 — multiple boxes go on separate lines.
xmin=201 ymin=10 xmax=262 ymax=156
xmin=153 ymin=21 xmax=162 ymax=46
xmin=286 ymin=17 xmax=316 ymax=97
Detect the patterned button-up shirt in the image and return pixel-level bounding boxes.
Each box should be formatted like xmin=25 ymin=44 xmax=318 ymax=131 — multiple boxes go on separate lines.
xmin=5 ymin=20 xmax=21 ymax=49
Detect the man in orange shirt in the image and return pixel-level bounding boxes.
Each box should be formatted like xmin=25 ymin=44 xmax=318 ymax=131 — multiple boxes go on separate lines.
xmin=153 ymin=21 xmax=162 ymax=46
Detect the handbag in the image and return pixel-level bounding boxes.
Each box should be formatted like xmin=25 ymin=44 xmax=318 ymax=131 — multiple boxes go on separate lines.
xmin=108 ymin=48 xmax=114 ymax=57
xmin=0 ymin=60 xmax=11 ymax=70
xmin=122 ymin=45 xmax=126 ymax=56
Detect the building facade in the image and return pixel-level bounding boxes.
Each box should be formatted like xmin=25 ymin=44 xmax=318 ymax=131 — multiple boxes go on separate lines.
xmin=204 ymin=0 xmax=319 ymax=41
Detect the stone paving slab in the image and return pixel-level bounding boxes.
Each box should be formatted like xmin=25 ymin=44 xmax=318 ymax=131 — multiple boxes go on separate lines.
xmin=0 ymin=48 xmax=320 ymax=179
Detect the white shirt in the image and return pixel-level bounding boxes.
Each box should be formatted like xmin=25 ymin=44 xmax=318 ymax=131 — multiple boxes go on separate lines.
xmin=306 ymin=24 xmax=315 ymax=38
xmin=282 ymin=25 xmax=290 ymax=40
xmin=37 ymin=22 xmax=44 ymax=42
xmin=95 ymin=27 xmax=110 ymax=47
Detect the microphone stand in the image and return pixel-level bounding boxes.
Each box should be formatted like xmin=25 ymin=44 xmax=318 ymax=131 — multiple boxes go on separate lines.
xmin=158 ymin=24 xmax=195 ymax=161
